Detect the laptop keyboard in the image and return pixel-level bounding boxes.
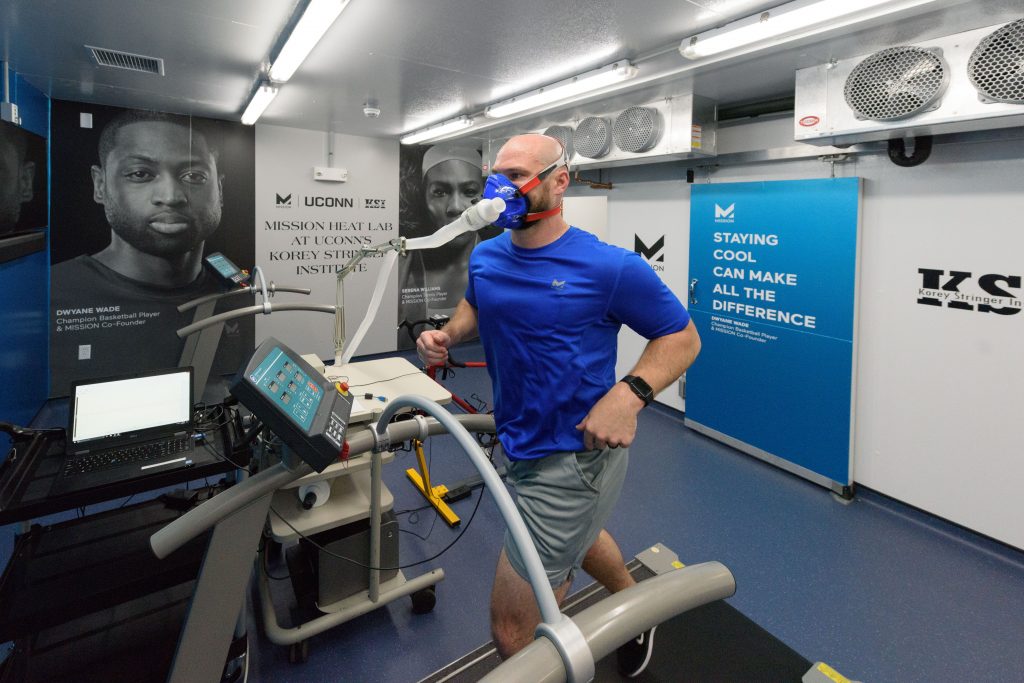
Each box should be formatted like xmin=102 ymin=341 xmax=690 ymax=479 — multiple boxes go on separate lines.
xmin=63 ymin=437 xmax=192 ymax=477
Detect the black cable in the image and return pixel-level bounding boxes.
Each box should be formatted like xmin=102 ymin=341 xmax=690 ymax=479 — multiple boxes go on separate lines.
xmin=268 ymin=483 xmax=485 ymax=572
xmin=347 ymin=370 xmax=426 ymax=389
xmin=393 ymin=502 xmax=435 ymax=516
xmin=200 ymin=437 xmax=252 ymax=474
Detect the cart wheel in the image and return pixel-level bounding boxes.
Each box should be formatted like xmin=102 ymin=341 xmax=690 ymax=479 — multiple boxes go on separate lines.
xmin=411 ymin=587 xmax=437 ymax=614
xmin=288 ymin=640 xmax=309 ymax=664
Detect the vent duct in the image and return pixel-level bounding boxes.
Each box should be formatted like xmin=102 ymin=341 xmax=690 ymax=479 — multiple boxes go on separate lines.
xmin=968 ymin=18 xmax=1024 ymax=105
xmin=844 ymin=47 xmax=949 ymax=121
xmin=574 ymin=117 xmax=612 ymax=158
xmin=484 ymin=94 xmax=716 ymax=171
xmin=612 ymin=106 xmax=662 ymax=152
xmin=87 ymin=46 xmax=165 ymax=75
xmin=544 ymin=125 xmax=575 ymax=158
xmin=795 ymin=20 xmax=1024 ymax=147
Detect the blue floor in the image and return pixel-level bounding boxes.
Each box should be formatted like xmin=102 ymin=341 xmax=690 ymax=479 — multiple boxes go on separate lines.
xmin=246 ymin=345 xmax=1024 ymax=683
xmin=4 ymin=344 xmax=1024 ymax=682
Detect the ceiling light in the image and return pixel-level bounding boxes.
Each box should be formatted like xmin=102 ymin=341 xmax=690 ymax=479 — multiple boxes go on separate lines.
xmin=484 ymin=62 xmax=639 ymax=120
xmin=241 ymin=85 xmax=278 ymax=125
xmin=680 ymin=0 xmax=940 ymax=60
xmin=269 ymin=0 xmax=351 ymax=82
xmin=400 ymin=117 xmax=475 ymax=145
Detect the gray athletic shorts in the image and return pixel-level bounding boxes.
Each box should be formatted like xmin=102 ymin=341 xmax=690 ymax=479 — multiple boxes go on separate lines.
xmin=503 ymin=447 xmax=629 ymax=588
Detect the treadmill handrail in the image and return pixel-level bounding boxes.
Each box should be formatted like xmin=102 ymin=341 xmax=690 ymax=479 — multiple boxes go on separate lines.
xmin=175 ymin=302 xmax=336 ymax=338
xmin=480 ymin=561 xmax=737 ymax=683
xmin=150 ymin=413 xmax=496 ymax=559
xmin=178 ymin=283 xmax=313 ymax=313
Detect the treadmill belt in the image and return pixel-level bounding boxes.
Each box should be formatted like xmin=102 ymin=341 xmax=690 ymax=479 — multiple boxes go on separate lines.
xmin=422 ymin=561 xmax=811 ymax=682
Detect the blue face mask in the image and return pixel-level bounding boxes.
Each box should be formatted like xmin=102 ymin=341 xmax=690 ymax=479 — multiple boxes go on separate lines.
xmin=482 ymin=155 xmax=566 ymax=230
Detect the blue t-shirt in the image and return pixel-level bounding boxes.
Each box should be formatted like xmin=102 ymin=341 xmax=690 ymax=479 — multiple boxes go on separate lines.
xmin=466 ymin=227 xmax=690 ymax=461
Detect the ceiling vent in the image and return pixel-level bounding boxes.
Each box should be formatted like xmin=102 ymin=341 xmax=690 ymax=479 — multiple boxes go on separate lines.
xmin=574 ymin=117 xmax=613 ymax=158
xmin=612 ymin=106 xmax=663 ymax=152
xmin=87 ymin=45 xmax=165 ymax=75
xmin=795 ymin=20 xmax=1024 ymax=146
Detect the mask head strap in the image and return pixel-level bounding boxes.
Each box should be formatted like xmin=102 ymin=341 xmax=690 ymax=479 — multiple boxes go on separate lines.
xmin=518 ymin=141 xmax=569 ymax=195
xmin=520 ymin=142 xmax=568 ymax=222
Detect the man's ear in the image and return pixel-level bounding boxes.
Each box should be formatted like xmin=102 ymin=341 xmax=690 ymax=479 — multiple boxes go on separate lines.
xmin=553 ymin=166 xmax=571 ymax=193
xmin=91 ymin=165 xmax=105 ymax=204
xmin=18 ymin=161 xmax=35 ymax=203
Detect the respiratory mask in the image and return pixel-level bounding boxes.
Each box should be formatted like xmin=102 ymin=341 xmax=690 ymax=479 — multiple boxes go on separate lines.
xmin=482 ymin=146 xmax=569 ymax=230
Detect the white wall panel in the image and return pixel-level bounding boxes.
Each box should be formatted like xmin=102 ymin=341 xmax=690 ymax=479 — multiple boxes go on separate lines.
xmin=254 ymin=125 xmax=399 ymax=361
xmin=573 ymin=178 xmax=691 ymax=412
xmin=598 ymin=118 xmax=1023 ymax=548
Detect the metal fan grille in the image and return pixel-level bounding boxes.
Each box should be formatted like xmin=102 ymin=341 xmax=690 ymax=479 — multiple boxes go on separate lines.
xmin=844 ymin=46 xmax=948 ymax=121
xmin=544 ymin=125 xmax=575 ymax=158
xmin=613 ymin=107 xmax=661 ymax=153
xmin=573 ymin=117 xmax=612 ymax=158
xmin=968 ymin=19 xmax=1024 ymax=104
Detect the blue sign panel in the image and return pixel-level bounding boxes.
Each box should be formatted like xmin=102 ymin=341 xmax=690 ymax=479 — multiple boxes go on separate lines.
xmin=685 ymin=179 xmax=860 ymax=487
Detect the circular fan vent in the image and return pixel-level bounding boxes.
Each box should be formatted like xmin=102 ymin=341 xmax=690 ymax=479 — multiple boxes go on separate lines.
xmin=573 ymin=117 xmax=612 ymax=158
xmin=544 ymin=125 xmax=575 ymax=158
xmin=844 ymin=46 xmax=949 ymax=121
xmin=968 ymin=19 xmax=1024 ymax=104
xmin=612 ymin=107 xmax=662 ymax=153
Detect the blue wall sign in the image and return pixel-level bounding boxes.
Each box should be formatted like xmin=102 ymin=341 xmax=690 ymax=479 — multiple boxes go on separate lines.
xmin=685 ymin=178 xmax=860 ymax=488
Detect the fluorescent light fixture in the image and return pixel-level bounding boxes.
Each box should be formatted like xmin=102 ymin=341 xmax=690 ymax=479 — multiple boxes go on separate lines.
xmin=241 ymin=85 xmax=278 ymax=125
xmin=400 ymin=117 xmax=474 ymax=145
xmin=680 ymin=0 xmax=931 ymax=59
xmin=484 ymin=62 xmax=639 ymax=119
xmin=269 ymin=0 xmax=351 ymax=82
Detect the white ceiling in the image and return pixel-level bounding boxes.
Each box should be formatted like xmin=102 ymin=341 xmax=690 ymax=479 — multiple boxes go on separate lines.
xmin=2 ymin=0 xmax=1020 ymax=139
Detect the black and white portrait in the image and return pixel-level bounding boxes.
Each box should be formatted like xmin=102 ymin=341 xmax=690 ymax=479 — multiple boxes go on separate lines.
xmin=396 ymin=142 xmax=500 ymax=348
xmin=49 ymin=102 xmax=255 ymax=396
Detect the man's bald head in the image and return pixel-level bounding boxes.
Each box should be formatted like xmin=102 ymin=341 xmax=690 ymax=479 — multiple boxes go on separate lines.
xmin=498 ymin=134 xmax=565 ymax=168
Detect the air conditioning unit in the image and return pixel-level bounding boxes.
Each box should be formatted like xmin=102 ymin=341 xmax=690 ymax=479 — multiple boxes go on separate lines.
xmin=484 ymin=94 xmax=717 ymax=172
xmin=795 ymin=19 xmax=1024 ymax=146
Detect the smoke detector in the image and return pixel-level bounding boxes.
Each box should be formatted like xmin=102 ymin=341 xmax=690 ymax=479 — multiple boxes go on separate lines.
xmin=363 ymin=100 xmax=381 ymax=118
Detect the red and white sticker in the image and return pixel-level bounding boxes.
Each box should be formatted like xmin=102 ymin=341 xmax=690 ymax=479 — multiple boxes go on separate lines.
xmin=799 ymin=115 xmax=821 ymax=127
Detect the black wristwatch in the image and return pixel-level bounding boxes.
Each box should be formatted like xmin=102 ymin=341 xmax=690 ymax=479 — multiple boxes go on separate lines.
xmin=620 ymin=375 xmax=654 ymax=407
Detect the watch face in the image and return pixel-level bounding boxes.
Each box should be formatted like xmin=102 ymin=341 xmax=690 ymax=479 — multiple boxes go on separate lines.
xmin=624 ymin=375 xmax=653 ymax=404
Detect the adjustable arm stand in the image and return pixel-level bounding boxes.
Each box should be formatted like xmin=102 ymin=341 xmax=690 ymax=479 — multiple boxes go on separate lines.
xmin=333 ymin=238 xmax=406 ymax=367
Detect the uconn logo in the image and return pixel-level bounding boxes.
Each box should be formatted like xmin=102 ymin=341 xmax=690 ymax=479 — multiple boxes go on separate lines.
xmin=917 ymin=268 xmax=1021 ymax=315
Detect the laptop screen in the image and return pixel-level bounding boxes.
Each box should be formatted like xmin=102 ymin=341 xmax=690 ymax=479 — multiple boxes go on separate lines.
xmin=71 ymin=369 xmax=192 ymax=445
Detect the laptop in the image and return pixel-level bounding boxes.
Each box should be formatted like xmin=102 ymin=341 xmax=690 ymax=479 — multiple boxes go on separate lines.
xmin=50 ymin=367 xmax=201 ymax=496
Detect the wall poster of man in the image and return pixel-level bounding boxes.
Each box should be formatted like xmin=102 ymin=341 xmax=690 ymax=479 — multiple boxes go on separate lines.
xmin=0 ymin=117 xmax=47 ymax=236
xmin=396 ymin=142 xmax=501 ymax=349
xmin=49 ymin=101 xmax=255 ymax=397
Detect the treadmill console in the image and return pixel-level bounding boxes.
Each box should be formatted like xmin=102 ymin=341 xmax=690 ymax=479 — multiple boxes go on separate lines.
xmin=230 ymin=337 xmax=353 ymax=472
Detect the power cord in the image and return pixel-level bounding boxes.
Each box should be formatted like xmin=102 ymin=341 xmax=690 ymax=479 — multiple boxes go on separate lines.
xmin=267 ymin=481 xmax=485 ymax=573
